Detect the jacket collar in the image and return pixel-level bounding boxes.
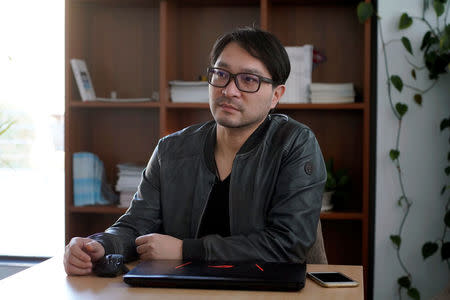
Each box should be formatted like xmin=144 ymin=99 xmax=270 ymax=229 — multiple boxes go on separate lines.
xmin=204 ymin=116 xmax=271 ymax=175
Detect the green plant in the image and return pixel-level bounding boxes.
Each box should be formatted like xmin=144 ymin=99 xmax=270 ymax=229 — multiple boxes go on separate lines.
xmin=358 ymin=1 xmax=449 ymax=299
xmin=325 ymin=158 xmax=351 ymax=205
xmin=0 ymin=120 xmax=14 ymax=136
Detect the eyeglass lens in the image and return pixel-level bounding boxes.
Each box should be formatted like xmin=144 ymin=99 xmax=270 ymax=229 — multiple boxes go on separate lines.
xmin=208 ymin=68 xmax=260 ymax=92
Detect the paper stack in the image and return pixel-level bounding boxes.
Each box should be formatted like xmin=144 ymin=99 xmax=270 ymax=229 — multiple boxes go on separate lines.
xmin=282 ymin=45 xmax=313 ymax=103
xmin=309 ymin=83 xmax=355 ymax=104
xmin=73 ymin=152 xmax=118 ymax=206
xmin=169 ymin=81 xmax=209 ymax=103
xmin=115 ymin=163 xmax=145 ymax=208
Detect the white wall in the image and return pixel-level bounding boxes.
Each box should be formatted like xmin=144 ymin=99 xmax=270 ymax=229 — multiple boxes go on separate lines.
xmin=375 ymin=1 xmax=450 ymax=299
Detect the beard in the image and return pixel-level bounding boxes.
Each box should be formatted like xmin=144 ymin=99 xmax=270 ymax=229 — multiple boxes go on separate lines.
xmin=210 ymin=96 xmax=269 ymax=129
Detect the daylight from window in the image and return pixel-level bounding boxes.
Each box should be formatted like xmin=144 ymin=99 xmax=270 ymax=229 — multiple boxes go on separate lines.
xmin=0 ymin=0 xmax=64 ymax=256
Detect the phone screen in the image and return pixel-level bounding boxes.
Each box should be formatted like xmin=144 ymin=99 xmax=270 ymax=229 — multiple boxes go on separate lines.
xmin=309 ymin=272 xmax=354 ymax=282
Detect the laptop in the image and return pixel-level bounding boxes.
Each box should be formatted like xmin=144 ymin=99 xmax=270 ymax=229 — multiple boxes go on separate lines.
xmin=123 ymin=260 xmax=306 ymax=291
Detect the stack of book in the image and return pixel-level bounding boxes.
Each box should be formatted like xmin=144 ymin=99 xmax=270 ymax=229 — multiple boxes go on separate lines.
xmin=73 ymin=152 xmax=118 ymax=206
xmin=169 ymin=80 xmax=209 ymax=103
xmin=115 ymin=163 xmax=145 ymax=208
xmin=281 ymin=45 xmax=313 ymax=103
xmin=309 ymin=83 xmax=355 ymax=104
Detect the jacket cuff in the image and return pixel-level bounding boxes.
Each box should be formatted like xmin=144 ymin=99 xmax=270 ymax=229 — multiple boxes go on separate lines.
xmin=88 ymin=233 xmax=116 ymax=256
xmin=182 ymin=239 xmax=205 ymax=260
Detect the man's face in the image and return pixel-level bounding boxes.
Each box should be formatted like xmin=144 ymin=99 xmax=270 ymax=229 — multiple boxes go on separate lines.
xmin=209 ymin=42 xmax=284 ymax=130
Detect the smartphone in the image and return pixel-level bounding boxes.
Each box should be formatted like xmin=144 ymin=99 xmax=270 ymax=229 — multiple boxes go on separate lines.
xmin=307 ymin=272 xmax=359 ymax=288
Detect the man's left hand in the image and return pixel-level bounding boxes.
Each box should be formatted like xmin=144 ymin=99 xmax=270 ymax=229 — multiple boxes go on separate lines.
xmin=135 ymin=233 xmax=183 ymax=260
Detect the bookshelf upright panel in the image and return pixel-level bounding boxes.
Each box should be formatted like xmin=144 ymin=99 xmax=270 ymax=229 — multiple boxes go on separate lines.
xmin=65 ymin=0 xmax=161 ymax=241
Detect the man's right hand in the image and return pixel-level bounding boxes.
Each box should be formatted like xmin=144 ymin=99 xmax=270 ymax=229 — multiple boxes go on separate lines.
xmin=64 ymin=237 xmax=105 ymax=276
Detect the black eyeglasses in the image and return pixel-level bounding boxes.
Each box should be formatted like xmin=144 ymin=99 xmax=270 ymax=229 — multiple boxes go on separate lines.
xmin=207 ymin=67 xmax=274 ymax=93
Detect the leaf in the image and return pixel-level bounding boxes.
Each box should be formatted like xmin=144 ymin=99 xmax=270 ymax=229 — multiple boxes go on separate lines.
xmin=337 ymin=175 xmax=350 ymax=187
xmin=390 ymin=149 xmax=400 ymax=161
xmin=445 ymin=166 xmax=450 ymax=175
xmin=434 ymin=0 xmax=445 ymax=17
xmin=325 ymin=158 xmax=334 ymax=172
xmin=411 ymin=69 xmax=417 ymax=80
xmin=407 ymin=287 xmax=420 ymax=300
xmin=396 ymin=103 xmax=408 ymax=117
xmin=402 ymin=37 xmax=413 ymax=54
xmin=421 ymin=31 xmax=432 ymax=50
xmin=0 ymin=120 xmax=15 ymax=136
xmin=357 ymin=2 xmax=374 ymax=23
xmin=398 ymin=276 xmax=411 ymax=288
xmin=391 ymin=75 xmax=404 ymax=92
xmin=445 ymin=211 xmax=450 ymax=227
xmin=442 ymin=185 xmax=447 ymax=195
xmin=414 ymin=94 xmax=422 ymax=105
xmin=399 ymin=13 xmax=413 ymax=30
xmin=448 ymin=152 xmax=450 ymax=161
xmin=422 ymin=242 xmax=439 ymax=259
xmin=440 ymin=118 xmax=450 ymax=131
xmin=441 ymin=31 xmax=450 ymax=50
xmin=441 ymin=242 xmax=450 ymax=260
xmin=390 ymin=235 xmax=401 ymax=248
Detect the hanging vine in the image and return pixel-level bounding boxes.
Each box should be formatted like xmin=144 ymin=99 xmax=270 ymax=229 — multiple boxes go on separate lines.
xmin=358 ymin=1 xmax=450 ymax=299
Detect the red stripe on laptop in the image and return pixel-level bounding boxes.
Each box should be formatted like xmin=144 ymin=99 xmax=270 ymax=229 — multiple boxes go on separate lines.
xmin=175 ymin=261 xmax=192 ymax=269
xmin=208 ymin=265 xmax=234 ymax=268
xmin=255 ymin=264 xmax=264 ymax=271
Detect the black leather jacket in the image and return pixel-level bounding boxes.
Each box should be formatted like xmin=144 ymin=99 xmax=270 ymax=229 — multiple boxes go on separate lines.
xmin=91 ymin=114 xmax=326 ymax=263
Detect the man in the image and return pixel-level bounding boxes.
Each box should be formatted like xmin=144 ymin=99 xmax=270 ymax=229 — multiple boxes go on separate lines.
xmin=64 ymin=27 xmax=326 ymax=276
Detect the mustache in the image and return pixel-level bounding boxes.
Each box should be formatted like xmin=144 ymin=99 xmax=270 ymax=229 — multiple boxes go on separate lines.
xmin=214 ymin=96 xmax=242 ymax=110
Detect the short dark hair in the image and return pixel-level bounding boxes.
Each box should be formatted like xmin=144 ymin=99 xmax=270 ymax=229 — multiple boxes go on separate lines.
xmin=210 ymin=27 xmax=290 ymax=86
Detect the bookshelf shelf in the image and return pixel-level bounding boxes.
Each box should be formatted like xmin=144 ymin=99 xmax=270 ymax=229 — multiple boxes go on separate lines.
xmin=166 ymin=102 xmax=366 ymax=110
xmin=69 ymin=207 xmax=365 ymax=220
xmin=278 ymin=103 xmax=365 ymax=110
xmin=166 ymin=102 xmax=210 ymax=109
xmin=320 ymin=211 xmax=364 ymax=220
xmin=69 ymin=101 xmax=160 ymax=108
xmin=69 ymin=205 xmax=127 ymax=214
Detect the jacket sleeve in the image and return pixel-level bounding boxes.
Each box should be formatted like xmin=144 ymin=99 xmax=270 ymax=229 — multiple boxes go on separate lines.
xmin=89 ymin=143 xmax=163 ymax=262
xmin=183 ymin=128 xmax=326 ymax=263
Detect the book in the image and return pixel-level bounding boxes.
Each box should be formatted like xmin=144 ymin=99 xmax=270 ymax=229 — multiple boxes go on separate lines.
xmin=70 ymin=59 xmax=96 ymax=101
xmin=70 ymin=58 xmax=152 ymax=102
xmin=169 ymin=81 xmax=209 ymax=103
xmin=281 ymin=45 xmax=313 ymax=103
xmin=309 ymin=82 xmax=355 ymax=104
xmin=115 ymin=163 xmax=145 ymax=208
xmin=73 ymin=152 xmax=118 ymax=206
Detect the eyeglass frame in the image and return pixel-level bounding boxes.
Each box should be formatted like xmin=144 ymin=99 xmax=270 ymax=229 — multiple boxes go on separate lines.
xmin=206 ymin=67 xmax=275 ymax=93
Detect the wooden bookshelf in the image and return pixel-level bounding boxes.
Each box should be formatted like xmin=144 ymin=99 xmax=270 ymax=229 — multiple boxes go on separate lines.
xmin=65 ymin=0 xmax=372 ymax=295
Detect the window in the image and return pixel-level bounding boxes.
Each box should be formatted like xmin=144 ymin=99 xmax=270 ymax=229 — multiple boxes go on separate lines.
xmin=0 ymin=0 xmax=64 ymax=257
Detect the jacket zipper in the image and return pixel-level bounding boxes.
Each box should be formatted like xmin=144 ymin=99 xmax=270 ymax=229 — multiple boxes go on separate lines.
xmin=194 ymin=180 xmax=216 ymax=238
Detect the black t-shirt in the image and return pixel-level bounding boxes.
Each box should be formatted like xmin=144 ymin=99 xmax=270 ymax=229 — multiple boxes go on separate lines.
xmin=197 ymin=175 xmax=231 ymax=238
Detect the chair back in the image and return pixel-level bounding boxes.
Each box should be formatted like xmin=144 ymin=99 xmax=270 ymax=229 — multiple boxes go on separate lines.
xmin=306 ymin=220 xmax=328 ymax=264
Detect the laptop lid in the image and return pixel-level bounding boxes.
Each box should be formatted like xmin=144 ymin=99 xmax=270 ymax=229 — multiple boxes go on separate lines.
xmin=123 ymin=260 xmax=306 ymax=291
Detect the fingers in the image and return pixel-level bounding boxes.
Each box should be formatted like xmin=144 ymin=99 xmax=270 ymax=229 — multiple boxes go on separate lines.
xmin=136 ymin=234 xmax=156 ymax=260
xmin=135 ymin=235 xmax=149 ymax=246
xmin=64 ymin=237 xmax=98 ymax=276
xmin=64 ymin=263 xmax=92 ymax=276
xmin=69 ymin=252 xmax=93 ymax=268
xmin=84 ymin=240 xmax=105 ymax=262
xmin=136 ymin=238 xmax=153 ymax=255
xmin=64 ymin=249 xmax=92 ymax=275
xmin=71 ymin=242 xmax=92 ymax=263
